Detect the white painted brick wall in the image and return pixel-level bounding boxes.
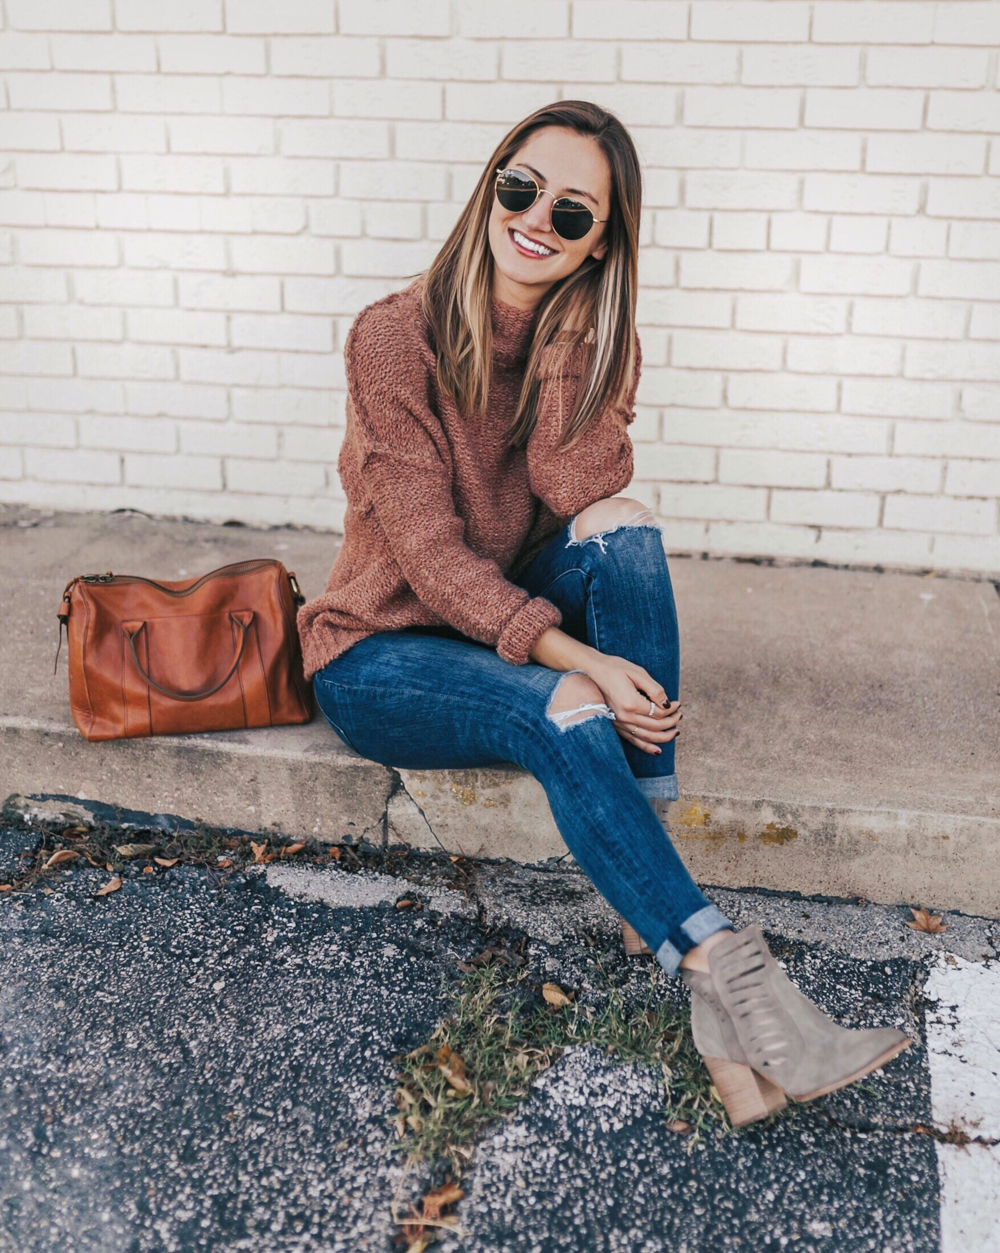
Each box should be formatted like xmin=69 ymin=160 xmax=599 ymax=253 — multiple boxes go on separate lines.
xmin=1 ymin=1 xmax=998 ymax=574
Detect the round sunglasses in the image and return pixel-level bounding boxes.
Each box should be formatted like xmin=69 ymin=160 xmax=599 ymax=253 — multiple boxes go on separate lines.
xmin=494 ymin=167 xmax=607 ymax=242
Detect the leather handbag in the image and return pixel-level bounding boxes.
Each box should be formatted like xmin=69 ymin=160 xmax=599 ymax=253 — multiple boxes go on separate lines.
xmin=55 ymin=559 xmax=313 ymax=742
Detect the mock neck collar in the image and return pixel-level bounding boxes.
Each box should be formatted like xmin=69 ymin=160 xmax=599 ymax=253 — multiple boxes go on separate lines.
xmin=490 ymin=293 xmax=537 ymax=366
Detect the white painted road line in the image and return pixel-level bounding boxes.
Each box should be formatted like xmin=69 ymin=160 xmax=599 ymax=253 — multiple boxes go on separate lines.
xmin=924 ymin=955 xmax=1000 ymax=1252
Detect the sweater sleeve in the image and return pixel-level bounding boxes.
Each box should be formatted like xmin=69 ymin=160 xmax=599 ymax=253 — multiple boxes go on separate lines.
xmin=346 ymin=308 xmax=563 ymax=666
xmin=526 ymin=334 xmax=642 ymax=519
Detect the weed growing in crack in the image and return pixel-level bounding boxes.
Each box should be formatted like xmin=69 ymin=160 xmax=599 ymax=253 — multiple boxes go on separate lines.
xmin=388 ymin=947 xmax=788 ymax=1178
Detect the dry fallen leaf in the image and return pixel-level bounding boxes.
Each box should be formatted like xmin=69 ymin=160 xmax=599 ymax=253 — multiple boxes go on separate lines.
xmin=116 ymin=844 xmax=157 ymax=859
xmin=435 ymin=1044 xmax=473 ymax=1095
xmin=216 ymin=857 xmax=234 ymax=869
xmin=43 ymin=849 xmax=81 ymax=869
xmin=142 ymin=866 xmax=155 ymax=874
xmin=61 ymin=825 xmax=90 ymax=839
xmin=250 ymin=841 xmax=268 ymax=865
xmin=96 ymin=877 xmax=122 ymax=897
xmin=667 ymin=1119 xmax=693 ymax=1135
xmin=542 ymin=981 xmax=572 ymax=1008
xmin=328 ymin=847 xmax=342 ymax=860
xmin=283 ymin=841 xmax=307 ymax=856
xmin=905 ymin=907 xmax=949 ymax=934
xmin=422 ymin=1181 xmax=464 ymax=1219
xmin=153 ymin=857 xmax=180 ymax=868
xmin=0 ymin=884 xmax=13 ymax=892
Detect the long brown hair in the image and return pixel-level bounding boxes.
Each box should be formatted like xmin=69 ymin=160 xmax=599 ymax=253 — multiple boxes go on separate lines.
xmin=420 ymin=100 xmax=642 ymax=452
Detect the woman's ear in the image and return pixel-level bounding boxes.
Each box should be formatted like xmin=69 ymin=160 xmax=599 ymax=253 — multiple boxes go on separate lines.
xmin=590 ymin=238 xmax=608 ymax=262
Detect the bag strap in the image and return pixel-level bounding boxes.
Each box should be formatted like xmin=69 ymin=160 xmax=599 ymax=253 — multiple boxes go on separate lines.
xmin=123 ymin=612 xmax=252 ymax=702
xmin=53 ymin=577 xmax=79 ymax=674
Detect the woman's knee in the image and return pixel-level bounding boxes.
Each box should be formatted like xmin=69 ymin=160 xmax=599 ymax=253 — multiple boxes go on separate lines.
xmin=572 ymin=496 xmax=653 ymax=543
xmin=544 ymin=670 xmax=616 ymax=732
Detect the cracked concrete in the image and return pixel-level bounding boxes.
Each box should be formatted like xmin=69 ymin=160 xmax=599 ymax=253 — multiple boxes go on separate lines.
xmin=266 ymin=863 xmax=476 ymax=921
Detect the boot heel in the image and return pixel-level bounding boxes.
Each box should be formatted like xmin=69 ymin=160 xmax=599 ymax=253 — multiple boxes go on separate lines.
xmin=702 ymin=1055 xmax=787 ymax=1128
xmin=620 ymin=917 xmax=652 ymax=956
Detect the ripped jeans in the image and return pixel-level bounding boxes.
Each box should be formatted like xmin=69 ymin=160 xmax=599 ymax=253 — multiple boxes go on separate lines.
xmin=312 ymin=508 xmax=732 ymax=975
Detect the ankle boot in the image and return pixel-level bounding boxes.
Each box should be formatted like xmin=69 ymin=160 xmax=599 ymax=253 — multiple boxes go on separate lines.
xmin=681 ymin=925 xmax=912 ymax=1127
xmin=620 ymin=797 xmax=670 ymax=957
xmin=685 ymin=964 xmax=788 ymax=1125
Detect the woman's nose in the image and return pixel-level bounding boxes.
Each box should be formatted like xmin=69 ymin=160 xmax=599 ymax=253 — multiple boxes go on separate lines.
xmin=520 ymin=192 xmax=554 ymax=234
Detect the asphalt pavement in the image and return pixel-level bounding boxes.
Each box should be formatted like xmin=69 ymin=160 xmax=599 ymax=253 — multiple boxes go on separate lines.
xmin=3 ymin=821 xmax=996 ymax=1253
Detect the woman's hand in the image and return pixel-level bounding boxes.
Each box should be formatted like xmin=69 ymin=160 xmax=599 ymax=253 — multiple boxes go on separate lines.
xmin=585 ymin=654 xmax=682 ymax=755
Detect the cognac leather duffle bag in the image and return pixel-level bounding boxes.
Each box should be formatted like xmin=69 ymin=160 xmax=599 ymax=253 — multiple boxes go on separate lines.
xmin=55 ymin=559 xmax=313 ymax=742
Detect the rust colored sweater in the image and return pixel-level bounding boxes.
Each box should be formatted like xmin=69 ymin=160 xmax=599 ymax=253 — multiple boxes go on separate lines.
xmin=297 ymin=279 xmax=641 ymax=680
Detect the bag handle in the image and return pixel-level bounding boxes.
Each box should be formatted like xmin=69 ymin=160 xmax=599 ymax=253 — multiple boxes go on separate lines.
xmin=123 ymin=612 xmax=252 ymax=702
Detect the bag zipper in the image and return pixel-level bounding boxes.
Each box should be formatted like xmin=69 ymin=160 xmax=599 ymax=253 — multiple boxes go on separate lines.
xmin=80 ymin=559 xmax=279 ymax=597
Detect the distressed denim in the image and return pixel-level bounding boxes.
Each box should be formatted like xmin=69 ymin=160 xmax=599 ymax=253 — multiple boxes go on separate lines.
xmin=312 ymin=510 xmax=732 ymax=975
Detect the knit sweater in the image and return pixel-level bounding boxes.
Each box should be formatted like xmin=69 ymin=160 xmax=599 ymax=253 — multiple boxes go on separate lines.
xmin=297 ymin=278 xmax=641 ymax=680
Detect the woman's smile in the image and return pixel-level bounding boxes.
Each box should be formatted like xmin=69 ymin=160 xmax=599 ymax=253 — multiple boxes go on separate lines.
xmin=508 ymin=226 xmax=559 ymax=259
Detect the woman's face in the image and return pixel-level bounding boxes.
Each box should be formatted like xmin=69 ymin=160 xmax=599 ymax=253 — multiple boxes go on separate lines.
xmin=488 ymin=125 xmax=612 ymax=311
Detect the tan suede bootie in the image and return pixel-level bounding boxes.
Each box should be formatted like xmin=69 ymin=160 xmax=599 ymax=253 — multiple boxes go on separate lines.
xmin=681 ymin=925 xmax=912 ymax=1127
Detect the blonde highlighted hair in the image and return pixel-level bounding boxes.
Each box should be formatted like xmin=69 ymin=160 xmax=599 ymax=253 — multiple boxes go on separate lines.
xmin=420 ymin=100 xmax=642 ymax=452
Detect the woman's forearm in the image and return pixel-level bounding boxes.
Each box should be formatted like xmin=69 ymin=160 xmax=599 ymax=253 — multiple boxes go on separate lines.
xmin=528 ymin=624 xmax=604 ymax=676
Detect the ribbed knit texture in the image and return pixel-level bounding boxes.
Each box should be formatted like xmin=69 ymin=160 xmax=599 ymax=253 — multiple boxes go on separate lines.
xmin=297 ymin=278 xmax=642 ymax=679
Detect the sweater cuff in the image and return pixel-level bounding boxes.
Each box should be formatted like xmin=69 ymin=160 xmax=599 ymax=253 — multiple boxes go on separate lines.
xmin=538 ymin=340 xmax=592 ymax=382
xmin=496 ymin=596 xmax=563 ymax=666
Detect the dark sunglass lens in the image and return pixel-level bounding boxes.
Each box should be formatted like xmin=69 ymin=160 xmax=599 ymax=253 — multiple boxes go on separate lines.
xmin=496 ymin=169 xmax=537 ymax=212
xmin=551 ymin=202 xmax=594 ymax=241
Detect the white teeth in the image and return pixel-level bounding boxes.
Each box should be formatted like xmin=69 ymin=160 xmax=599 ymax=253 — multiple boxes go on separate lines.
xmin=512 ymin=228 xmax=555 ymax=257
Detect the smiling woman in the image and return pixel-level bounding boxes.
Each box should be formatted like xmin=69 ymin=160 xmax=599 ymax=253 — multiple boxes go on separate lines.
xmin=298 ymin=100 xmax=912 ymax=1130
xmin=422 ymin=103 xmax=641 ymax=453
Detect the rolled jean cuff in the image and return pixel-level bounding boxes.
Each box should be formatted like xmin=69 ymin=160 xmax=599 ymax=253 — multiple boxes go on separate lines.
xmin=635 ymin=773 xmax=679 ymax=801
xmin=654 ymin=904 xmax=734 ymax=978
xmin=683 ymin=903 xmax=733 ymax=946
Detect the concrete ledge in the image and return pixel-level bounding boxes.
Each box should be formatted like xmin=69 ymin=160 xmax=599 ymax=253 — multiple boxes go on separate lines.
xmin=2 ymin=506 xmax=998 ymax=915
xmin=2 ymin=718 xmax=394 ymax=845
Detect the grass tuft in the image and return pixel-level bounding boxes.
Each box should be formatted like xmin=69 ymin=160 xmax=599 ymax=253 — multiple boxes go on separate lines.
xmin=388 ymin=947 xmax=754 ymax=1186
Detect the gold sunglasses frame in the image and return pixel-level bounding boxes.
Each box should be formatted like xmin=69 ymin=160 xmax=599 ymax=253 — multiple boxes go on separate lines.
xmin=494 ymin=167 xmax=608 ymax=237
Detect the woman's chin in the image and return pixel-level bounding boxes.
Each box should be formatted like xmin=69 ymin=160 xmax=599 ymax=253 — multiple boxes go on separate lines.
xmin=494 ymin=256 xmax=559 ymax=293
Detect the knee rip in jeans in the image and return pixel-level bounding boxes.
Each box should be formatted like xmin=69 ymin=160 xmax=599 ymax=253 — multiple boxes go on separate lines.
xmin=545 ymin=669 xmax=618 ymax=732
xmin=565 ymin=506 xmax=661 ymax=555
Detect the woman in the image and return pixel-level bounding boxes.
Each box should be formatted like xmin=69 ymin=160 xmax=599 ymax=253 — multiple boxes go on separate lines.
xmin=297 ymin=101 xmax=911 ymax=1128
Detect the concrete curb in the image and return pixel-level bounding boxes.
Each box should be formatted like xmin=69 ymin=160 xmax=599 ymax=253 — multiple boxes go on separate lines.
xmin=3 ymin=507 xmax=998 ymax=917
xmin=6 ymin=719 xmax=1000 ymax=915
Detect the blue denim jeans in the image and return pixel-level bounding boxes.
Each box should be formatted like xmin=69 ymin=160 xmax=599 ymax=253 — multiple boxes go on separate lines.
xmin=312 ymin=508 xmax=733 ymax=976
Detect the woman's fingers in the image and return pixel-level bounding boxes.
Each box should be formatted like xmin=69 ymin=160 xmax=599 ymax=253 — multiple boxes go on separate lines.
xmin=623 ymin=701 xmax=682 ymax=733
xmin=629 ymin=667 xmax=670 ymax=709
xmin=615 ymin=723 xmax=676 ymax=755
xmin=614 ymin=712 xmax=682 ymax=754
